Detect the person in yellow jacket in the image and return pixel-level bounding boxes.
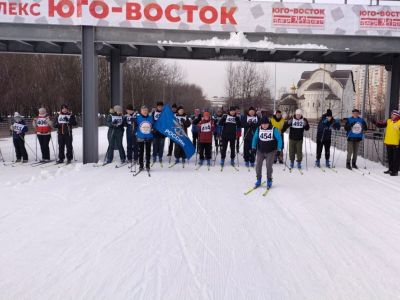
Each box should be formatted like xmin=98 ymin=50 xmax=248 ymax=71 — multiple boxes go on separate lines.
xmin=373 ymin=110 xmax=400 ymax=176
xmin=271 ymin=110 xmax=285 ymax=164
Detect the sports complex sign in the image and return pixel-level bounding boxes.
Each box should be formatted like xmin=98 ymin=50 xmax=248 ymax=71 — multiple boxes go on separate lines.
xmin=1 ymin=0 xmax=400 ymax=37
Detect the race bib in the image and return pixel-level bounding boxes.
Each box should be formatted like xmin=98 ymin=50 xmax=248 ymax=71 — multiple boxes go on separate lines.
xmin=126 ymin=114 xmax=134 ymax=125
xmin=13 ymin=123 xmax=25 ymax=132
xmin=111 ymin=115 xmax=123 ymax=126
xmin=36 ymin=117 xmax=49 ymax=127
xmin=292 ymin=119 xmax=304 ymax=129
xmin=247 ymin=116 xmax=257 ymax=123
xmin=201 ymin=122 xmax=212 ymax=132
xmin=226 ymin=116 xmax=236 ymax=124
xmin=139 ymin=121 xmax=152 ymax=134
xmin=58 ymin=114 xmax=71 ymax=124
xmin=259 ymin=128 xmax=274 ymax=141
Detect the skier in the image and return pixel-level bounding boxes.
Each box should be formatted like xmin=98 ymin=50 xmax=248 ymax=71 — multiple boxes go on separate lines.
xmin=372 ymin=110 xmax=400 ymax=176
xmin=135 ymin=105 xmax=154 ymax=171
xmin=167 ymin=103 xmax=178 ymax=159
xmin=212 ymin=109 xmax=223 ymax=154
xmin=10 ymin=112 xmax=29 ymax=163
xmin=252 ymin=116 xmax=282 ymax=189
xmin=174 ymin=106 xmax=191 ymax=165
xmin=241 ymin=107 xmax=259 ymax=168
xmin=106 ymin=105 xmax=126 ymax=164
xmin=196 ymin=111 xmax=215 ymax=167
xmin=344 ymin=109 xmax=368 ymax=170
xmin=315 ymin=109 xmax=341 ymax=168
xmin=32 ymin=107 xmax=53 ymax=162
xmin=235 ymin=106 xmax=242 ymax=154
xmin=219 ymin=106 xmax=241 ymax=167
xmin=152 ymin=101 xmax=165 ymax=165
xmin=282 ymin=109 xmax=310 ymax=169
xmin=54 ymin=104 xmax=77 ymax=164
xmin=191 ymin=108 xmax=201 ymax=150
xmin=271 ymin=110 xmax=285 ymax=164
xmin=125 ymin=104 xmax=137 ymax=164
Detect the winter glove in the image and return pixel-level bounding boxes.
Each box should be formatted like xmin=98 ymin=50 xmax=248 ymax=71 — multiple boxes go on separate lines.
xmin=252 ymin=148 xmax=257 ymax=155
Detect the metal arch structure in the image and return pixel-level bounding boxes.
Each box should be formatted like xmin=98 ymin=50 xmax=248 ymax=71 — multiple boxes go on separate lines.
xmin=1 ymin=1 xmax=400 ymax=163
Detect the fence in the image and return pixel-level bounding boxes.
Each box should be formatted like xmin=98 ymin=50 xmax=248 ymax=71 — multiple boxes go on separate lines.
xmin=307 ymin=123 xmax=387 ymax=166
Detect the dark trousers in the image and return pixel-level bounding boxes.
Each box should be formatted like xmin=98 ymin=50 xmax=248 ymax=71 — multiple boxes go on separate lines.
xmin=38 ymin=134 xmax=51 ymax=160
xmin=174 ymin=144 xmax=186 ymax=159
xmin=387 ymin=145 xmax=400 ymax=173
xmin=199 ymin=143 xmax=212 ymax=160
xmin=236 ymin=137 xmax=240 ymax=154
xmin=138 ymin=139 xmax=152 ymax=169
xmin=167 ymin=139 xmax=174 ymax=156
xmin=192 ymin=132 xmax=199 ymax=150
xmin=243 ymin=138 xmax=255 ymax=163
xmin=316 ymin=140 xmax=331 ymax=161
xmin=13 ymin=136 xmax=28 ymax=160
xmin=152 ymin=137 xmax=165 ymax=161
xmin=214 ymin=135 xmax=221 ymax=154
xmin=221 ymin=137 xmax=236 ymax=160
xmin=107 ymin=133 xmax=126 ymax=163
xmin=274 ymin=134 xmax=284 ymax=162
xmin=126 ymin=133 xmax=138 ymax=162
xmin=58 ymin=134 xmax=73 ymax=161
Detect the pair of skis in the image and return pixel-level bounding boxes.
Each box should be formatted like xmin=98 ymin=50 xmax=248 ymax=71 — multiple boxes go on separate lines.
xmin=195 ymin=164 xmax=211 ymax=171
xmin=132 ymin=168 xmax=151 ymax=177
xmin=244 ymin=181 xmax=270 ymax=197
xmin=221 ymin=164 xmax=239 ymax=172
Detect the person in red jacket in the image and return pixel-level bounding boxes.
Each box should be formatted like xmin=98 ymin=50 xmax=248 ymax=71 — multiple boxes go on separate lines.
xmin=197 ymin=111 xmax=215 ymax=167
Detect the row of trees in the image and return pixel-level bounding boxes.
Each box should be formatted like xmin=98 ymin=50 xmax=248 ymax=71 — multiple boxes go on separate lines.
xmin=224 ymin=62 xmax=273 ymax=111
xmin=0 ymin=54 xmax=209 ymax=117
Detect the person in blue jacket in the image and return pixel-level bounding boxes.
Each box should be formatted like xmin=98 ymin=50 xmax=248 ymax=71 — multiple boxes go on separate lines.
xmin=10 ymin=112 xmax=29 ymax=162
xmin=252 ymin=116 xmax=282 ymax=189
xmin=344 ymin=108 xmax=368 ymax=170
xmin=135 ymin=105 xmax=154 ymax=171
xmin=315 ymin=109 xmax=341 ymax=168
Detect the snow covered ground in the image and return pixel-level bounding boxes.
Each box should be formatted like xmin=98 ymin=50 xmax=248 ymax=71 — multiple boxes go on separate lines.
xmin=1 ymin=127 xmax=400 ymax=299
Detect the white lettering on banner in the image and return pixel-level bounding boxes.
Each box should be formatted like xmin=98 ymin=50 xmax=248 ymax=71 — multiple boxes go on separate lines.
xmin=12 ymin=123 xmax=25 ymax=132
xmin=292 ymin=118 xmax=304 ymax=129
xmin=153 ymin=111 xmax=161 ymax=121
xmin=259 ymin=128 xmax=274 ymax=142
xmin=201 ymin=122 xmax=211 ymax=132
xmin=3 ymin=1 xmax=400 ymax=37
xmin=165 ymin=128 xmax=185 ymax=147
xmin=58 ymin=114 xmax=71 ymax=124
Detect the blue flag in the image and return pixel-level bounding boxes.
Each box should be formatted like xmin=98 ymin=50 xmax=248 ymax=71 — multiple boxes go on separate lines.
xmin=155 ymin=104 xmax=195 ymax=159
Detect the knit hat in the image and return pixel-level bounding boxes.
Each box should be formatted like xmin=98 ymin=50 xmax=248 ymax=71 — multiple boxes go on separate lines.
xmin=261 ymin=116 xmax=270 ymax=124
xmin=38 ymin=107 xmax=47 ymax=115
xmin=156 ymin=101 xmax=164 ymax=106
xmin=392 ymin=110 xmax=400 ymax=118
xmin=275 ymin=110 xmax=282 ymax=114
xmin=14 ymin=112 xmax=22 ymax=121
xmin=326 ymin=109 xmax=333 ymax=117
xmin=203 ymin=111 xmax=210 ymax=118
xmin=172 ymin=103 xmax=177 ymax=109
xmin=113 ymin=105 xmax=123 ymax=114
xmin=177 ymin=106 xmax=184 ymax=111
xmin=229 ymin=106 xmax=236 ymax=112
xmin=141 ymin=105 xmax=148 ymax=110
xmin=352 ymin=108 xmax=360 ymax=113
xmin=295 ymin=109 xmax=302 ymax=116
xmin=126 ymin=104 xmax=134 ymax=111
xmin=248 ymin=107 xmax=255 ymax=112
xmin=61 ymin=104 xmax=68 ymax=110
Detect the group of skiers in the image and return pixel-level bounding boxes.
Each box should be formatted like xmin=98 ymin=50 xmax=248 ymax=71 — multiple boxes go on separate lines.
xmin=8 ymin=104 xmax=77 ymax=164
xmin=6 ymin=102 xmax=400 ymax=188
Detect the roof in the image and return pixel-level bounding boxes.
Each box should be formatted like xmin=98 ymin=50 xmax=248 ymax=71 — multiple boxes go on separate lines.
xmin=279 ymin=95 xmax=298 ymax=106
xmin=325 ymin=93 xmax=340 ymax=100
xmin=305 ymin=82 xmax=331 ymax=92
xmin=297 ymin=68 xmax=352 ymax=89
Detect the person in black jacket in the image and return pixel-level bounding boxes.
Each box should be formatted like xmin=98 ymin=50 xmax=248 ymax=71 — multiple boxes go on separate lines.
xmin=152 ymin=101 xmax=165 ymax=165
xmin=106 ymin=105 xmax=126 ymax=164
xmin=315 ymin=109 xmax=341 ymax=168
xmin=54 ymin=104 xmax=77 ymax=164
xmin=282 ymin=109 xmax=310 ymax=169
xmin=219 ymin=106 xmax=242 ymax=167
xmin=241 ymin=107 xmax=259 ymax=168
xmin=174 ymin=106 xmax=192 ymax=164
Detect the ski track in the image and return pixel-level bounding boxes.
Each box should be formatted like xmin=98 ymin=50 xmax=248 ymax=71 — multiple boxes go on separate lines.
xmin=1 ymin=127 xmax=400 ymax=299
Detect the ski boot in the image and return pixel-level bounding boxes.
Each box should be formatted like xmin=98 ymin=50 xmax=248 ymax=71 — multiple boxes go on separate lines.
xmin=255 ymin=178 xmax=262 ymax=188
xmin=290 ymin=161 xmax=294 ymax=169
xmin=384 ymin=169 xmax=391 ymax=174
xmin=297 ymin=162 xmax=302 ymax=169
xmin=56 ymin=159 xmax=64 ymax=164
xmin=175 ymin=158 xmax=180 ymax=164
xmin=220 ymin=159 xmax=225 ymax=167
xmin=207 ymin=160 xmax=211 ymax=167
xmin=245 ymin=161 xmax=250 ymax=168
xmin=199 ymin=159 xmax=204 ymax=166
xmin=250 ymin=162 xmax=255 ymax=168
xmin=230 ymin=159 xmax=235 ymax=167
xmin=22 ymin=159 xmax=29 ymax=164
xmin=278 ymin=159 xmax=284 ymax=164
xmin=267 ymin=178 xmax=273 ymax=189
xmin=14 ymin=158 xmax=21 ymax=163
xmin=352 ymin=162 xmax=358 ymax=169
xmin=315 ymin=160 xmax=320 ymax=168
xmin=346 ymin=162 xmax=352 ymax=170
xmin=325 ymin=160 xmax=331 ymax=168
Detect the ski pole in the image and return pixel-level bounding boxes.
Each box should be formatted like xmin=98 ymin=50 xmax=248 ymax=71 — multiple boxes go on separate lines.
xmin=0 ymin=146 xmax=5 ymax=163
xmin=35 ymin=134 xmax=38 ymax=161
xmin=19 ymin=135 xmax=36 ymax=158
xmin=304 ymin=134 xmax=308 ymax=171
xmin=332 ymin=130 xmax=337 ymax=167
xmin=283 ymin=137 xmax=289 ymax=171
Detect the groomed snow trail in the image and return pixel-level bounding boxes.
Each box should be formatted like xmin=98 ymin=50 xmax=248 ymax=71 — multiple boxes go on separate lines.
xmin=1 ymin=127 xmax=400 ymax=299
